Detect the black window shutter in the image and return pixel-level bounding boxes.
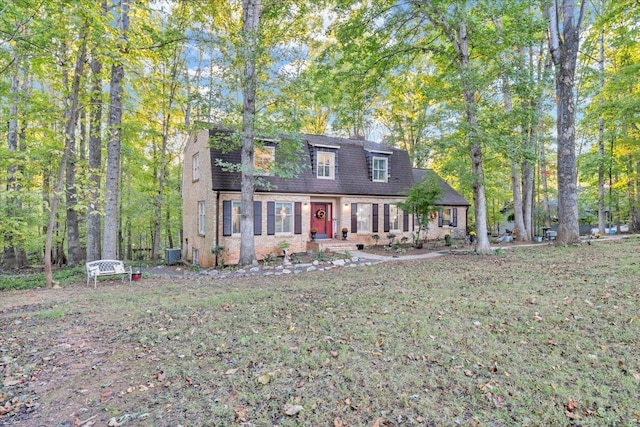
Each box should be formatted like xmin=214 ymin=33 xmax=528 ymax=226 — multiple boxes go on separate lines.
xmin=383 ymin=204 xmax=390 ymax=233
xmin=438 ymin=209 xmax=443 ymax=227
xmin=372 ymin=204 xmax=379 ymax=233
xmin=294 ymin=202 xmax=302 ymax=234
xmin=351 ymin=203 xmax=358 ymax=233
xmin=223 ymin=200 xmax=232 ymax=236
xmin=403 ymin=210 xmax=409 ymax=232
xmin=452 ymin=208 xmax=458 ymax=227
xmin=254 ymin=201 xmax=262 ymax=235
xmin=267 ymin=201 xmax=275 ymax=235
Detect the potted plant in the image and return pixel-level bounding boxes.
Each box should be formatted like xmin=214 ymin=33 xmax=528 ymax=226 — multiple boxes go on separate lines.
xmin=469 ymin=230 xmax=476 ymax=243
xmin=310 ymin=227 xmax=317 ymax=241
xmin=341 ymin=227 xmax=348 ymax=240
xmin=132 ymin=251 xmax=143 ymax=281
xmin=444 ymin=232 xmax=451 ymax=246
xmin=371 ymin=234 xmax=380 ymax=246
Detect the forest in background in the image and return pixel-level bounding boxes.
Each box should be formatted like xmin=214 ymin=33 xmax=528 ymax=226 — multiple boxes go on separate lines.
xmin=1 ymin=0 xmax=639 ymax=271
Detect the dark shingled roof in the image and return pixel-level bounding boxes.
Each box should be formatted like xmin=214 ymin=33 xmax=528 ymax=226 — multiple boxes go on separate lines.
xmin=208 ymin=130 xmax=415 ymax=197
xmin=412 ymin=169 xmax=470 ymax=206
xmin=205 ymin=129 xmax=468 ymax=205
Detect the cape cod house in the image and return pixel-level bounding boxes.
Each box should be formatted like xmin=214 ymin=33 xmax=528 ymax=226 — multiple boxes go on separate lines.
xmin=182 ymin=128 xmax=470 ymax=267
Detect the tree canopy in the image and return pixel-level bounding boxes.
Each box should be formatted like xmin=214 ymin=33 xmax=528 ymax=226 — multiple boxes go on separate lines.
xmin=1 ymin=0 xmax=639 ymax=273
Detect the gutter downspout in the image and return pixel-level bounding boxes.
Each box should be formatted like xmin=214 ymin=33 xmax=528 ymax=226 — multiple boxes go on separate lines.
xmin=466 ymin=206 xmax=470 ymax=233
xmin=215 ymin=190 xmax=220 ymax=267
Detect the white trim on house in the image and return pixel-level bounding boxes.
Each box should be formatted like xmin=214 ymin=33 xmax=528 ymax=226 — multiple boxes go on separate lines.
xmin=309 ymin=142 xmax=340 ymax=149
xmin=365 ymin=148 xmax=393 ymax=155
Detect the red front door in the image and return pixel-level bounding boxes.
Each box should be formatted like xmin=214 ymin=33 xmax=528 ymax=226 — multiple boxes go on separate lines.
xmin=311 ymin=202 xmax=332 ymax=239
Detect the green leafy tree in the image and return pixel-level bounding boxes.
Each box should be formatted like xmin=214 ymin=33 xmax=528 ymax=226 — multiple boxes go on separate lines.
xmin=397 ymin=172 xmax=442 ymax=246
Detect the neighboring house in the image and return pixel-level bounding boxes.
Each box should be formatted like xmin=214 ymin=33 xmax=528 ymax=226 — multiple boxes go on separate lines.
xmin=182 ymin=128 xmax=470 ymax=267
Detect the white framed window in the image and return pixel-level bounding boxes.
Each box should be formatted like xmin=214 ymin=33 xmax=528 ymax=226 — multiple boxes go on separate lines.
xmin=197 ymin=201 xmax=205 ymax=235
xmin=372 ymin=157 xmax=388 ymax=182
xmin=192 ymin=248 xmax=200 ymax=266
xmin=275 ymin=201 xmax=293 ymax=234
xmin=232 ymin=201 xmax=242 ymax=235
xmin=357 ymin=203 xmax=371 ymax=232
xmin=389 ymin=204 xmax=400 ymax=230
xmin=254 ymin=146 xmax=275 ymax=175
xmin=192 ymin=152 xmax=200 ymax=181
xmin=317 ymin=151 xmax=335 ymax=179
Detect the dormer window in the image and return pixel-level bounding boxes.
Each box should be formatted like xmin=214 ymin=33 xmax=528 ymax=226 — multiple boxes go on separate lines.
xmin=372 ymin=156 xmax=388 ymax=182
xmin=254 ymin=146 xmax=275 ymax=175
xmin=317 ymin=151 xmax=335 ymax=179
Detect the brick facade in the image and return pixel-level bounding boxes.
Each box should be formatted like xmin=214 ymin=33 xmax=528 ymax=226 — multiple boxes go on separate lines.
xmin=182 ymin=129 xmax=469 ymax=267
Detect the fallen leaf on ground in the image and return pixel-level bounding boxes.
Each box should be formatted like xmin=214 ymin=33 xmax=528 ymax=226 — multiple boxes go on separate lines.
xmin=234 ymin=407 xmax=247 ymax=422
xmin=565 ymin=399 xmax=581 ymax=419
xmin=257 ymin=373 xmax=271 ymax=384
xmin=284 ymin=403 xmax=303 ymax=416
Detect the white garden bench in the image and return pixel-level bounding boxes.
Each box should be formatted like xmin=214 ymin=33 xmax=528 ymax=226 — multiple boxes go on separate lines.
xmin=85 ymin=259 xmax=132 ymax=288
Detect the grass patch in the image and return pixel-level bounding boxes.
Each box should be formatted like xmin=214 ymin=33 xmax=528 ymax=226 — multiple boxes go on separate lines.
xmin=0 ymin=266 xmax=84 ymax=291
xmin=33 ymin=307 xmax=65 ymax=320
xmin=1 ymin=238 xmax=639 ymax=425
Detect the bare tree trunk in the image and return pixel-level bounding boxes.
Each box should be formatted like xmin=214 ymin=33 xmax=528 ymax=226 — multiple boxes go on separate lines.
xmin=633 ymin=159 xmax=640 ymax=232
xmin=419 ymin=2 xmax=490 ymax=253
xmin=238 ymin=0 xmax=262 ymax=266
xmin=548 ymin=0 xmax=585 ymax=244
xmin=103 ymin=0 xmax=129 ymax=259
xmin=45 ymin=31 xmax=87 ymax=287
xmin=87 ymin=46 xmax=104 ymax=262
xmin=153 ymin=44 xmax=182 ymax=260
xmin=3 ymin=58 xmax=21 ymax=270
xmin=86 ymin=1 xmax=107 ymax=262
xmin=597 ymin=28 xmax=606 ymax=235
xmin=64 ymin=28 xmax=88 ymax=267
xmin=494 ymin=17 xmax=528 ymax=241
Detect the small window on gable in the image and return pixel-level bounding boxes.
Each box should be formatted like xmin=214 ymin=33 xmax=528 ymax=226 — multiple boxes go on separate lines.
xmin=317 ymin=151 xmax=335 ymax=179
xmin=192 ymin=152 xmax=200 ymax=182
xmin=254 ymin=146 xmax=275 ymax=175
xmin=372 ymin=157 xmax=388 ymax=182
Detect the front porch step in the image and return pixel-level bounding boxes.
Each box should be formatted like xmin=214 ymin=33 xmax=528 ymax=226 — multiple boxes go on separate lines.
xmin=307 ymin=239 xmax=358 ymax=254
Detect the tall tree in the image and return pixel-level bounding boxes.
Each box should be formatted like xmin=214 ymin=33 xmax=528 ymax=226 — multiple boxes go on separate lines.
xmin=238 ymin=0 xmax=261 ymax=266
xmin=547 ymin=0 xmax=586 ymax=244
xmin=418 ymin=1 xmax=491 ymax=253
xmin=44 ymin=25 xmax=88 ymax=287
xmin=103 ymin=0 xmax=130 ymax=259
xmin=64 ymin=24 xmax=89 ymax=267
xmin=86 ymin=0 xmax=108 ymax=262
